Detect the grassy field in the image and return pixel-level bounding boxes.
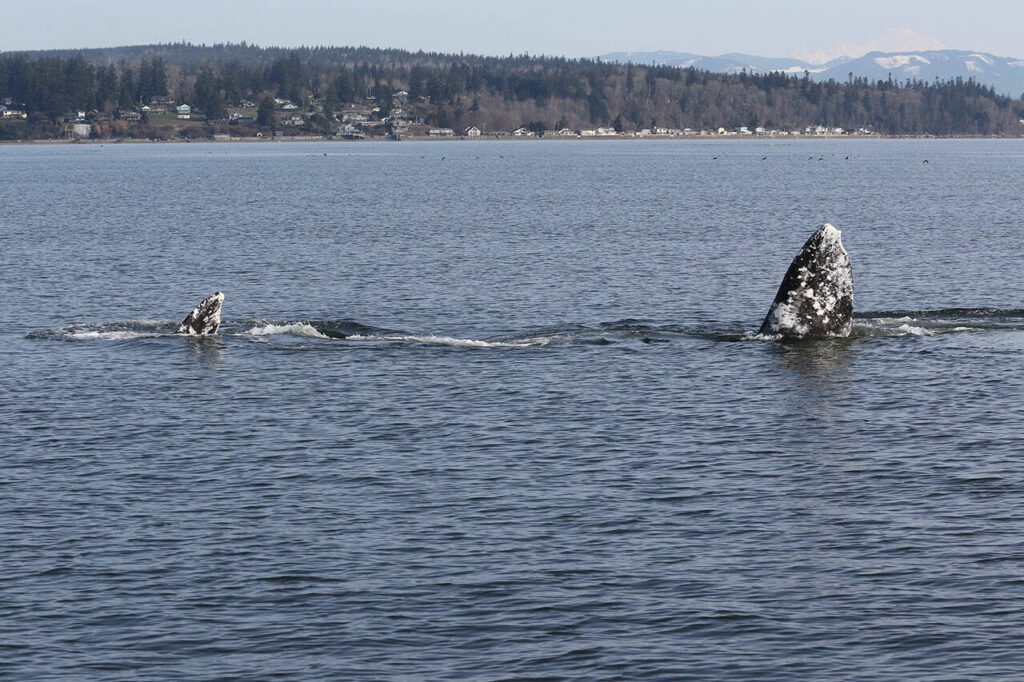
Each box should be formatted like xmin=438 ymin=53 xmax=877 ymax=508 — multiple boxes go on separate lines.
xmin=147 ymin=113 xmax=205 ymax=126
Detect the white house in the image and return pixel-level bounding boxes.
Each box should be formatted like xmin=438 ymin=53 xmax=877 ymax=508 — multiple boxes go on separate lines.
xmin=464 ymin=126 xmax=481 ymax=137
xmin=176 ymin=104 xmax=192 ymax=119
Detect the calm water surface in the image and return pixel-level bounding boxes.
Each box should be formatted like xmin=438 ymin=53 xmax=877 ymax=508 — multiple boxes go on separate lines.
xmin=3 ymin=139 xmax=1024 ymax=679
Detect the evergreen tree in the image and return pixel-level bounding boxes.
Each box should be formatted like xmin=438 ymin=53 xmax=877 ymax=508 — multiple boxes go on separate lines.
xmin=257 ymin=97 xmax=276 ymax=127
xmin=194 ymin=65 xmax=226 ymax=119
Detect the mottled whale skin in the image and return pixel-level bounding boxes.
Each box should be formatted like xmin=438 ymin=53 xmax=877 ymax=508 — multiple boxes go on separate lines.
xmin=175 ymin=292 xmax=224 ymax=335
xmin=760 ymin=224 xmax=853 ymax=338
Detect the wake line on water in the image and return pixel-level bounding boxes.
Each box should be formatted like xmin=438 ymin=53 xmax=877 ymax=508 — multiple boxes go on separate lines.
xmin=346 ymin=334 xmax=549 ymax=348
xmin=855 ymin=307 xmax=1024 ymax=319
xmin=241 ymin=323 xmax=550 ymax=347
xmin=243 ymin=322 xmax=328 ymax=339
xmin=26 ymin=308 xmax=1024 ymax=347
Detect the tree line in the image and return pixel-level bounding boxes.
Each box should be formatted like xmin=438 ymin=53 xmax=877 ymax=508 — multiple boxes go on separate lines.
xmin=2 ymin=43 xmax=1023 ymax=138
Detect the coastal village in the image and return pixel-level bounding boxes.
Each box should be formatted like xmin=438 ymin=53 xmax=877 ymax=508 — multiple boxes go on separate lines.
xmin=1 ymin=90 xmax=875 ymax=141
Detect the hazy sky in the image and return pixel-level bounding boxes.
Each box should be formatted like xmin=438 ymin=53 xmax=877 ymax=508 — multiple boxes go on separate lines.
xmin=3 ymin=0 xmax=1022 ymax=62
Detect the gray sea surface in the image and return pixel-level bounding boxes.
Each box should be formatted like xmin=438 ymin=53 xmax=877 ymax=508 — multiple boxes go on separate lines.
xmin=3 ymin=139 xmax=1024 ymax=680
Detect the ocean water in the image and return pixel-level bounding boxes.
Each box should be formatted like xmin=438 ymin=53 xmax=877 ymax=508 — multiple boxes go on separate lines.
xmin=3 ymin=138 xmax=1024 ymax=680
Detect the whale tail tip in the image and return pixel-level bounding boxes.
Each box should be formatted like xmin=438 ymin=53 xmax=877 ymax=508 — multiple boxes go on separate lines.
xmin=760 ymin=225 xmax=853 ymax=338
xmin=175 ymin=291 xmax=225 ymax=335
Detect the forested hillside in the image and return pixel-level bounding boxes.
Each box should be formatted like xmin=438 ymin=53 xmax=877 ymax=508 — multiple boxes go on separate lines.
xmin=2 ymin=43 xmax=1022 ymax=139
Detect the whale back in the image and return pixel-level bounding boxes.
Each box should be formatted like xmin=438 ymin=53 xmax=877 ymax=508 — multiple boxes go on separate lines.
xmin=175 ymin=291 xmax=224 ymax=335
xmin=760 ymin=224 xmax=853 ymax=338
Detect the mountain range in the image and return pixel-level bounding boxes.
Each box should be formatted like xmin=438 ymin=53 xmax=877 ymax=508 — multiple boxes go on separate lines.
xmin=600 ymin=50 xmax=1024 ymax=97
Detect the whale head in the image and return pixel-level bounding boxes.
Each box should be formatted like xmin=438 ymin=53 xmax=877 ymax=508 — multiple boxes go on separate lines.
xmin=760 ymin=224 xmax=853 ymax=338
xmin=175 ymin=291 xmax=225 ymax=335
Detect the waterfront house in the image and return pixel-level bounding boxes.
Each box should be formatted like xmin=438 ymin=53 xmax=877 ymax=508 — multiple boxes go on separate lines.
xmin=464 ymin=126 xmax=481 ymax=137
xmin=390 ymin=119 xmax=409 ymax=140
xmin=176 ymin=104 xmax=192 ymax=119
xmin=428 ymin=128 xmax=455 ymax=137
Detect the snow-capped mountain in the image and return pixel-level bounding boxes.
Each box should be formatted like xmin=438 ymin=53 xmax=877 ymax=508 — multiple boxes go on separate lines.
xmin=600 ymin=51 xmax=834 ymax=75
xmin=830 ymin=51 xmax=1024 ymax=95
xmin=600 ymin=50 xmax=1024 ymax=96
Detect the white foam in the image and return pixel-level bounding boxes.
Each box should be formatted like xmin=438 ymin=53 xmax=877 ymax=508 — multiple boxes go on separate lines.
xmin=348 ymin=334 xmax=543 ymax=348
xmin=897 ymin=324 xmax=935 ymax=336
xmin=742 ymin=331 xmax=783 ymax=342
xmin=68 ymin=330 xmax=153 ymax=341
xmin=243 ymin=323 xmax=328 ymax=339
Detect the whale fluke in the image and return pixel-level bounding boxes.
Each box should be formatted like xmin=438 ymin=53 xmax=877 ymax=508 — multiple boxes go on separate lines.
xmin=175 ymin=291 xmax=224 ymax=335
xmin=760 ymin=224 xmax=853 ymax=338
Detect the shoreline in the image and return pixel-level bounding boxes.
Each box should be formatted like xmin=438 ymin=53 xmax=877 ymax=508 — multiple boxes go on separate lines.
xmin=2 ymin=133 xmax=1022 ymax=146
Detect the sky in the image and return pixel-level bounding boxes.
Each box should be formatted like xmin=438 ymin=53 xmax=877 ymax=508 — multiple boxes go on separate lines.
xmin=2 ymin=0 xmax=1023 ymax=62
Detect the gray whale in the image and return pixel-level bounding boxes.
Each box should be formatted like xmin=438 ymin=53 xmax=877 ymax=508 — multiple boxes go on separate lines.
xmin=175 ymin=291 xmax=224 ymax=335
xmin=760 ymin=224 xmax=853 ymax=338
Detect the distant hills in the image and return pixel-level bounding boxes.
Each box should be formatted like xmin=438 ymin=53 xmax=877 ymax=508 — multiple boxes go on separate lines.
xmin=601 ymin=50 xmax=1024 ymax=97
xmin=2 ymin=44 xmax=1023 ymax=141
